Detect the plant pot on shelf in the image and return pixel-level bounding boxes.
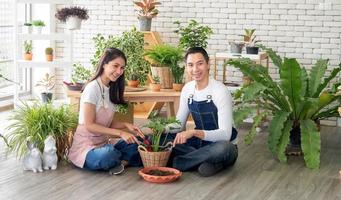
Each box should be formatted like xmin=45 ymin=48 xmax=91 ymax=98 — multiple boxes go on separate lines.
xmin=127 ymin=80 xmax=139 ymax=88
xmin=150 ymin=66 xmax=173 ymax=89
xmin=66 ymin=16 xmax=82 ymax=30
xmin=46 ymin=54 xmax=53 ymax=62
xmin=230 ymin=41 xmax=244 ymax=54
xmin=64 ymin=82 xmax=84 ymax=91
xmin=150 ymin=83 xmax=161 ymax=92
xmin=138 ymin=17 xmax=152 ymax=31
xmin=172 ymin=83 xmax=184 ymax=92
xmin=23 ymin=53 xmax=33 ymax=61
xmin=246 ymin=46 xmax=259 ymax=54
xmin=33 ymin=26 xmax=43 ymax=34
xmin=138 ymin=145 xmax=172 ymax=167
xmin=41 ymin=92 xmax=53 ymax=103
xmin=24 ymin=26 xmax=32 ymax=34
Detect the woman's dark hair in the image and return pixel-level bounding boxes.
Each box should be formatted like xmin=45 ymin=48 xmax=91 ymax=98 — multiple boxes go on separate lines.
xmin=87 ymin=48 xmax=127 ymax=105
xmin=184 ymin=47 xmax=209 ymax=63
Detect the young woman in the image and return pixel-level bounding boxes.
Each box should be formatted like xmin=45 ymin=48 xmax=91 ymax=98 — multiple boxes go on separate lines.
xmin=68 ymin=48 xmax=142 ymax=174
xmin=171 ymin=47 xmax=238 ymax=177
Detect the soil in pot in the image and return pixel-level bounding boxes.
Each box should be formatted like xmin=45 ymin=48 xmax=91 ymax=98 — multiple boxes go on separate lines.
xmin=146 ymin=169 xmax=175 ymax=176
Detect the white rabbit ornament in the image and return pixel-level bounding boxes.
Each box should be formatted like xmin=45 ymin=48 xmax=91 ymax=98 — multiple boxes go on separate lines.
xmin=43 ymin=135 xmax=58 ymax=170
xmin=23 ymin=141 xmax=43 ymax=173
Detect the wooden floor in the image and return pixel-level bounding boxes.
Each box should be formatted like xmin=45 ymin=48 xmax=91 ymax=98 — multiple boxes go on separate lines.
xmin=1 ymin=116 xmax=341 ymax=200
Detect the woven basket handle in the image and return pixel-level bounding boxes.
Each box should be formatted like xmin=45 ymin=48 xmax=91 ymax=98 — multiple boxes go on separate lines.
xmin=138 ymin=145 xmax=148 ymax=152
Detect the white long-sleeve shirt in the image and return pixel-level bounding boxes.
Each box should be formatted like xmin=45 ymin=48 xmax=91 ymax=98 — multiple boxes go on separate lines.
xmin=176 ymin=78 xmax=236 ymax=143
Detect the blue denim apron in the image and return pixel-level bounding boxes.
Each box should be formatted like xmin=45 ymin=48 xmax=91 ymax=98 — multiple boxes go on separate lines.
xmin=186 ymin=93 xmax=238 ymax=149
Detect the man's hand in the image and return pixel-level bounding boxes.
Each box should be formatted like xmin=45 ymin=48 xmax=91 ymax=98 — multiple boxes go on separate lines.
xmin=173 ymin=130 xmax=195 ymax=146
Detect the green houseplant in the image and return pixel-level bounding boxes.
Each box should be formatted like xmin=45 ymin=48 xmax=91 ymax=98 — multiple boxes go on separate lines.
xmin=31 ymin=20 xmax=45 ymax=34
xmin=23 ymin=40 xmax=33 ymax=61
xmin=138 ymin=116 xmax=180 ymax=167
xmin=55 ymin=6 xmax=89 ymax=30
xmin=145 ymin=44 xmax=183 ymax=89
xmin=45 ymin=47 xmax=53 ymax=61
xmin=6 ymin=101 xmax=78 ymax=160
xmin=35 ymin=73 xmax=55 ymax=103
xmin=226 ymin=45 xmax=341 ymax=169
xmin=91 ymin=27 xmax=149 ymax=85
xmin=173 ymin=19 xmax=213 ymax=50
xmin=150 ymin=75 xmax=161 ymax=92
xmin=133 ymin=0 xmax=161 ymax=31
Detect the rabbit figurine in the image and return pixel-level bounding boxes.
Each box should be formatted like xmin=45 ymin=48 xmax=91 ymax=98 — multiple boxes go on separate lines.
xmin=23 ymin=141 xmax=43 ymax=173
xmin=43 ymin=135 xmax=58 ymax=170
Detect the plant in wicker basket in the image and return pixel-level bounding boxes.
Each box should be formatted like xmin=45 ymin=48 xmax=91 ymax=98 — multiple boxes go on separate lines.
xmin=138 ymin=116 xmax=180 ymax=167
xmin=5 ymin=101 xmax=78 ymax=161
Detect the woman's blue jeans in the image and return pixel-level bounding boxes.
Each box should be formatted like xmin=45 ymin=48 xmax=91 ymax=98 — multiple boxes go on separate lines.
xmin=84 ymin=140 xmax=142 ymax=171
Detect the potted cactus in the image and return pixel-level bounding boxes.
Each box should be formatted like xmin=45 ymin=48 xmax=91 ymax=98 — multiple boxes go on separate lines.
xmin=150 ymin=75 xmax=161 ymax=92
xmin=23 ymin=40 xmax=33 ymax=61
xmin=45 ymin=47 xmax=53 ymax=62
xmin=127 ymin=73 xmax=140 ymax=88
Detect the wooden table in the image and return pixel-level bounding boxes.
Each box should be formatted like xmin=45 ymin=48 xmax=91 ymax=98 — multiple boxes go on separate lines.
xmin=66 ymin=88 xmax=181 ymax=118
xmin=213 ymin=52 xmax=269 ymax=83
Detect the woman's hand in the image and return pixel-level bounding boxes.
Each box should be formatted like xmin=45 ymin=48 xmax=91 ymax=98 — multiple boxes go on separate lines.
xmin=173 ymin=130 xmax=195 ymax=146
xmin=119 ymin=131 xmax=139 ymax=144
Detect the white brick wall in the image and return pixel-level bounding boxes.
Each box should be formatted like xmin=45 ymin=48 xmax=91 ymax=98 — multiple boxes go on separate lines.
xmin=55 ymin=0 xmax=341 ymax=124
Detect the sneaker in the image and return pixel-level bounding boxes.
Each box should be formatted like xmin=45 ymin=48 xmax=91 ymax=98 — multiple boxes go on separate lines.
xmin=197 ymin=162 xmax=223 ymax=177
xmin=109 ymin=164 xmax=125 ymax=175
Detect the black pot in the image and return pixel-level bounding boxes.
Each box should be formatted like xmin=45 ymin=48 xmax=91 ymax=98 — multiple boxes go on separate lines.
xmin=67 ymin=83 xmax=84 ymax=91
xmin=289 ymin=125 xmax=301 ymax=147
xmin=41 ymin=92 xmax=53 ymax=103
xmin=246 ymin=46 xmax=259 ymax=54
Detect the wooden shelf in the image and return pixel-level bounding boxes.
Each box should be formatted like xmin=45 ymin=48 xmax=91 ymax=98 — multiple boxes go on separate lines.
xmin=17 ymin=59 xmax=71 ymax=68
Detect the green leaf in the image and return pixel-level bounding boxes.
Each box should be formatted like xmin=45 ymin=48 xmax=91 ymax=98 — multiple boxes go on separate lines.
xmin=300 ymin=119 xmax=320 ymax=169
xmin=267 ymin=111 xmax=290 ymax=155
xmin=280 ymin=58 xmax=302 ymax=119
xmin=314 ymin=63 xmax=341 ymax=97
xmin=277 ymin=120 xmax=293 ymax=162
xmin=259 ymin=44 xmax=282 ymax=69
xmin=301 ymin=67 xmax=308 ymax=98
xmin=244 ymin=113 xmax=266 ymax=145
xmin=242 ymin=82 xmax=267 ymax=102
xmin=308 ymin=59 xmax=328 ymax=97
xmin=233 ymin=106 xmax=256 ymax=127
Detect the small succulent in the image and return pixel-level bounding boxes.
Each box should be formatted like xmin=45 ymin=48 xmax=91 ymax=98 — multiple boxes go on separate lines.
xmin=45 ymin=47 xmax=53 ymax=55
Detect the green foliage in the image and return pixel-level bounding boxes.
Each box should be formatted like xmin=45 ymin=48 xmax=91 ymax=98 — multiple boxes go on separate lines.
xmin=91 ymin=27 xmax=149 ymax=85
xmin=31 ymin=20 xmax=45 ymax=27
xmin=45 ymin=47 xmax=53 ymax=55
xmin=226 ymin=46 xmax=341 ymax=169
xmin=6 ymin=101 xmax=78 ymax=159
xmin=115 ymin=103 xmax=128 ymax=114
xmin=23 ymin=40 xmax=32 ymax=53
xmin=144 ymin=117 xmax=180 ymax=152
xmin=71 ymin=63 xmax=93 ymax=84
xmin=152 ymin=75 xmax=160 ymax=84
xmin=173 ymin=19 xmax=213 ymax=49
xmin=145 ymin=44 xmax=184 ymax=67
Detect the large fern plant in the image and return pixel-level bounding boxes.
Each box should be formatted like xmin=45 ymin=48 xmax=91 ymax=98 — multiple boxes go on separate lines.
xmin=226 ymin=46 xmax=341 ymax=169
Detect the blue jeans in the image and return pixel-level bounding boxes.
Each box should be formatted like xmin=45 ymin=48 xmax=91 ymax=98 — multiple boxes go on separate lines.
xmin=171 ymin=140 xmax=238 ymax=171
xmin=84 ymin=140 xmax=142 ymax=171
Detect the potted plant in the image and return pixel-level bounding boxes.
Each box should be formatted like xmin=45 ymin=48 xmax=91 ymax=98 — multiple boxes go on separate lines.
xmin=91 ymin=28 xmax=149 ymax=85
xmin=145 ymin=44 xmax=183 ymax=89
xmin=138 ymin=116 xmax=180 ymax=167
xmin=173 ymin=19 xmax=213 ymax=50
xmin=55 ymin=6 xmax=89 ymax=30
xmin=150 ymin=75 xmax=161 ymax=92
xmin=226 ymin=45 xmax=341 ymax=169
xmin=45 ymin=47 xmax=53 ymax=62
xmin=127 ymin=73 xmax=140 ymax=88
xmin=23 ymin=40 xmax=33 ymax=61
xmin=133 ymin=0 xmax=161 ymax=31
xmin=64 ymin=63 xmax=92 ymax=91
xmin=245 ymin=36 xmax=261 ymax=55
xmin=23 ymin=22 xmax=32 ymax=34
xmin=170 ymin=63 xmax=185 ymax=91
xmin=5 ymin=101 xmax=78 ymax=161
xmin=35 ymin=73 xmax=55 ymax=103
xmin=31 ymin=20 xmax=45 ymax=34
xmin=241 ymin=28 xmax=256 ymax=43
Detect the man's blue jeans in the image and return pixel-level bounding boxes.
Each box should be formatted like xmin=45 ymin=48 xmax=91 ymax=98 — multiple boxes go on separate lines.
xmin=84 ymin=140 xmax=142 ymax=171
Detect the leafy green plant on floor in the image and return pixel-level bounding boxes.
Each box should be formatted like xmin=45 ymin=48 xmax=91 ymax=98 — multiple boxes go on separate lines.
xmin=226 ymin=45 xmax=341 ymax=169
xmin=6 ymin=101 xmax=78 ymax=160
xmin=91 ymin=27 xmax=150 ymax=85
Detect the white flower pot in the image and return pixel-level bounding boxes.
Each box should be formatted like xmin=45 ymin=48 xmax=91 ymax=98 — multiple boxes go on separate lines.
xmin=23 ymin=26 xmax=32 ymax=34
xmin=33 ymin=26 xmax=43 ymax=34
xmin=66 ymin=16 xmax=82 ymax=30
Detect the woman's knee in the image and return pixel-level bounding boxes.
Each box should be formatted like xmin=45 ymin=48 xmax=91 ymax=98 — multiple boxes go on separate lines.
xmin=85 ymin=145 xmax=121 ymax=170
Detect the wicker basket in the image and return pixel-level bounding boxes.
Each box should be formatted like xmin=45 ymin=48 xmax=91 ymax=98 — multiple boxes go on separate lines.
xmin=138 ymin=143 xmax=172 ymax=167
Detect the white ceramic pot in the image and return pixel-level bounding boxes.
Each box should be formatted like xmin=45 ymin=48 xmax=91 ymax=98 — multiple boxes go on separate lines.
xmin=66 ymin=16 xmax=82 ymax=30
xmin=33 ymin=26 xmax=42 ymax=34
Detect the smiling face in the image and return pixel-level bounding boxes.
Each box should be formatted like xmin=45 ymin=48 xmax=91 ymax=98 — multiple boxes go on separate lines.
xmin=186 ymin=52 xmax=210 ymax=83
xmin=102 ymin=57 xmax=126 ymax=84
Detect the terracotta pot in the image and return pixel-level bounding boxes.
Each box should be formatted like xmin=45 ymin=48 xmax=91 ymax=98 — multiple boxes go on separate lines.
xmin=24 ymin=53 xmax=32 ymax=61
xmin=172 ymin=83 xmax=184 ymax=91
xmin=127 ymin=80 xmax=139 ymax=88
xmin=46 ymin=54 xmax=53 ymax=62
xmin=150 ymin=83 xmax=161 ymax=92
xmin=138 ymin=166 xmax=182 ymax=184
